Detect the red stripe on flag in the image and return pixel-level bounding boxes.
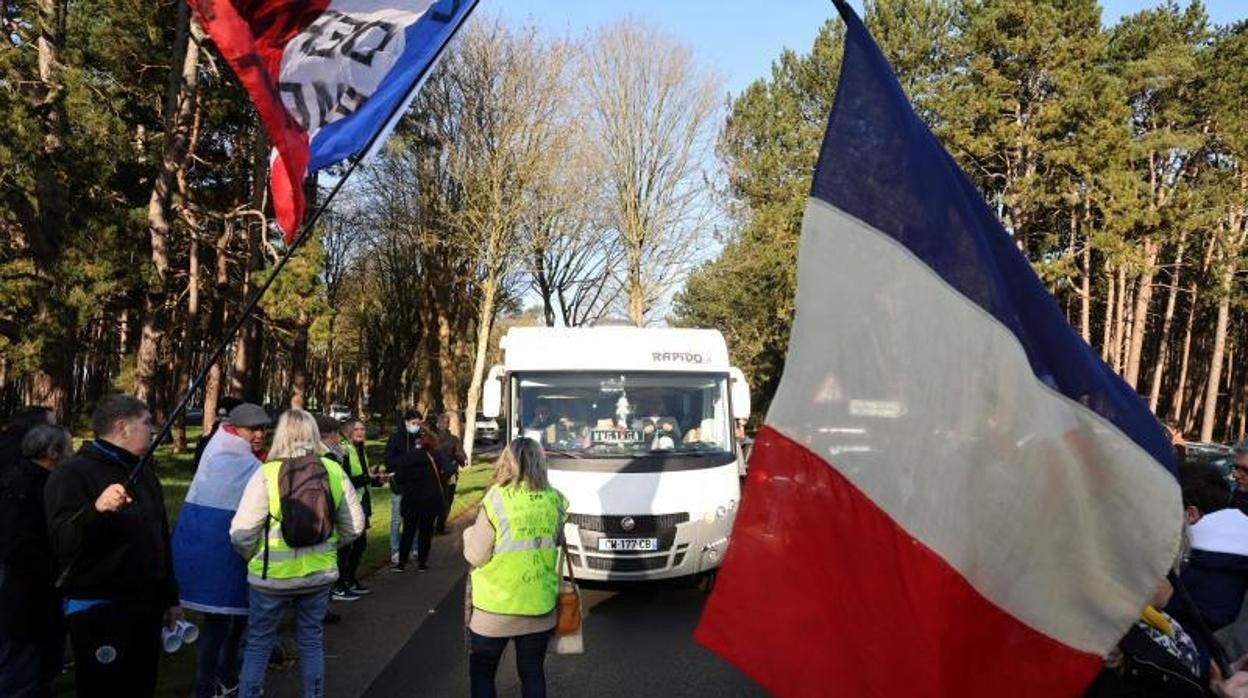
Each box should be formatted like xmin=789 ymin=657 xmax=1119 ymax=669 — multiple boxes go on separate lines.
xmin=188 ymin=0 xmax=329 ymax=241
xmin=695 ymin=426 xmax=1104 ymax=697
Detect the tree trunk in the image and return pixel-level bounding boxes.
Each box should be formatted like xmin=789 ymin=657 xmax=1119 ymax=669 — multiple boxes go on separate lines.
xmin=172 ymin=232 xmax=200 ymax=453
xmin=230 ymin=131 xmax=269 ymax=401
xmin=1148 ymin=231 xmax=1187 ymax=412
xmin=202 ymin=224 xmax=233 ymax=430
xmin=1124 ymin=238 xmax=1159 ymax=389
xmin=626 ymin=245 xmax=645 ymax=326
xmin=437 ymin=306 xmax=464 ymax=437
xmin=137 ymin=3 xmax=200 ymax=406
xmin=1233 ymin=372 xmax=1243 ymax=442
xmin=28 ymin=0 xmax=71 ymax=418
xmin=1200 ymin=291 xmax=1229 ymax=442
xmin=134 ymin=294 xmax=165 ymax=404
xmin=1223 ymin=343 xmax=1238 ymax=438
xmin=462 ymin=277 xmax=499 ymax=461
xmin=1101 ymin=260 xmax=1116 ymax=362
xmin=534 ymin=249 xmax=556 ymax=327
xmin=1079 ymin=233 xmax=1091 ymax=343
xmin=1111 ymin=265 xmax=1129 ymax=372
xmin=289 ymin=314 xmax=310 ymax=409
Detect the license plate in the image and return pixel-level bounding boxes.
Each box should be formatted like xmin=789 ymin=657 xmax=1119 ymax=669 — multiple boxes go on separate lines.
xmin=598 ymin=538 xmax=659 ymax=551
xmin=591 ymin=429 xmax=644 ymax=444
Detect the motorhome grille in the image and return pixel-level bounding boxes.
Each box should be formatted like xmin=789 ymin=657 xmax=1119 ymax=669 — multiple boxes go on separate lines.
xmin=568 ymin=513 xmax=690 ymax=534
xmin=584 ymin=555 xmax=669 ymax=573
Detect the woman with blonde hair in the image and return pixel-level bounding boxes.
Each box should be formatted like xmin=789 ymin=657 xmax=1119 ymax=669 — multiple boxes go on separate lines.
xmin=463 ymin=437 xmax=567 ymax=698
xmin=230 ymin=409 xmax=364 ymax=698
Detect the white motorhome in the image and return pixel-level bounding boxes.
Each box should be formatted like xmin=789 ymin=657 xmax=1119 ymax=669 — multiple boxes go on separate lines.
xmin=481 ymin=326 xmax=751 ymax=582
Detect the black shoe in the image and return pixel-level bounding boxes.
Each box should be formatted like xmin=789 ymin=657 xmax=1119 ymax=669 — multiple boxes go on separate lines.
xmin=392 ymin=564 xmax=406 ymax=573
xmin=331 ymin=587 xmax=360 ymax=602
xmin=417 ymin=563 xmax=429 ymax=572
xmin=350 ymin=581 xmax=372 ymax=595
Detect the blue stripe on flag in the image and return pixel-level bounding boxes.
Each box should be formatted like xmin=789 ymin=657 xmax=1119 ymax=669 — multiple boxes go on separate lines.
xmin=308 ymin=0 xmax=475 ymax=172
xmin=809 ymin=5 xmax=1175 ymax=473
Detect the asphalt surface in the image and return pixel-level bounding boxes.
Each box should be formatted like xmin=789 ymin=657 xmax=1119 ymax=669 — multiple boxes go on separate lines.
xmin=364 ymin=577 xmax=765 ymax=697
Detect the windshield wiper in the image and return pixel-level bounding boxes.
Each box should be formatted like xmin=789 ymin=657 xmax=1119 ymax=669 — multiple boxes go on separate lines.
xmin=543 ymin=446 xmax=583 ymax=459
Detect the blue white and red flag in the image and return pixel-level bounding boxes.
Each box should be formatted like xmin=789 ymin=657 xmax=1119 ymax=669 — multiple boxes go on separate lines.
xmin=188 ymin=0 xmax=478 ymax=241
xmin=695 ymin=3 xmax=1182 ymax=696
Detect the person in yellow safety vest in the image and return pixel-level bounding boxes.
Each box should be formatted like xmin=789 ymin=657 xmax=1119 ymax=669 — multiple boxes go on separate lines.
xmin=331 ymin=417 xmax=384 ymax=600
xmin=229 ymin=409 xmax=364 ymax=698
xmin=463 ymin=437 xmax=568 ymax=698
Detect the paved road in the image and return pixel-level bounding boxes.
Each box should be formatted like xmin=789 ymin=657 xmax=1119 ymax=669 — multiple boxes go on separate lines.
xmin=364 ymin=577 xmax=765 ymax=697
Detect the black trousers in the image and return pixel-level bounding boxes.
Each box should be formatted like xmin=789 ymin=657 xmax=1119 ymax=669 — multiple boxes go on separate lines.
xmin=468 ymin=630 xmax=552 ymax=698
xmin=338 ymin=533 xmax=367 ymax=587
xmin=435 ymin=481 xmax=457 ymax=532
xmin=398 ymin=512 xmax=437 ymax=567
xmin=66 ymin=600 xmax=163 ymax=698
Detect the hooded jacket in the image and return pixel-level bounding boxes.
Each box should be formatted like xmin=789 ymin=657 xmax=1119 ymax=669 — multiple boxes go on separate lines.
xmin=172 ymin=427 xmax=261 ymax=615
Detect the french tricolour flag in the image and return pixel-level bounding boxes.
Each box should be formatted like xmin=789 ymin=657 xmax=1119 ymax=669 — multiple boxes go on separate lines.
xmin=188 ymin=0 xmax=478 ymax=241
xmin=695 ymin=4 xmax=1182 ymax=696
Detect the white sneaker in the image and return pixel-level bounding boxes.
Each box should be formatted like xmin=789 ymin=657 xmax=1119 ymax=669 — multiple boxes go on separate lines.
xmin=390 ymin=552 xmax=399 ymax=565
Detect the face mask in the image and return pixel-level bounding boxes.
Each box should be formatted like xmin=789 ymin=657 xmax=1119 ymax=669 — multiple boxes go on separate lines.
xmin=406 ymin=425 xmax=420 ymax=435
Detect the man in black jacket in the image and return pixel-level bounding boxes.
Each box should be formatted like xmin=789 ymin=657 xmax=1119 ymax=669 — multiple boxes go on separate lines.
xmin=385 ymin=409 xmax=422 ymax=563
xmin=0 ymin=424 xmax=72 ymax=696
xmin=45 ymin=394 xmax=181 ymax=697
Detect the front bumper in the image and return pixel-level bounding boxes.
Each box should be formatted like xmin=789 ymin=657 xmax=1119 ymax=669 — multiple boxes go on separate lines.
xmin=563 ymin=511 xmax=735 ymax=581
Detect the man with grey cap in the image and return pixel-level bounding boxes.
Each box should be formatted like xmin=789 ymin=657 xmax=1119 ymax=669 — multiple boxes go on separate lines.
xmin=172 ymin=402 xmax=271 ymax=698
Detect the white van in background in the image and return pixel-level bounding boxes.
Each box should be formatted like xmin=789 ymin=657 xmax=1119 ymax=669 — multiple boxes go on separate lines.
xmin=480 ymin=326 xmax=751 ymax=582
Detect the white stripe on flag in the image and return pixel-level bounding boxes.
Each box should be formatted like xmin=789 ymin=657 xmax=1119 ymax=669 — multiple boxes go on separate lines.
xmin=767 ymin=198 xmax=1182 ymax=654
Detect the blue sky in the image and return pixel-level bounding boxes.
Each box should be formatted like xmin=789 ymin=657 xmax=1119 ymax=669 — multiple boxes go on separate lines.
xmin=483 ymin=1 xmax=1247 ymax=96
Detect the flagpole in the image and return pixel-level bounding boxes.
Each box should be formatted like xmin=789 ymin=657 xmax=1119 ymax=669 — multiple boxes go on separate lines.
xmin=124 ymin=155 xmax=364 ymax=489
xmin=1168 ymin=570 xmax=1232 ymax=678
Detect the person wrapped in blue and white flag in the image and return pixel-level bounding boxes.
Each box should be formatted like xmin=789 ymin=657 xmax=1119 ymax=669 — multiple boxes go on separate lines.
xmin=172 ymin=403 xmax=271 ymax=698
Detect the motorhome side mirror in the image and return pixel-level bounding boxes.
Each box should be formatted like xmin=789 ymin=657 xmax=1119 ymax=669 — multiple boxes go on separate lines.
xmin=482 ymin=365 xmax=503 ymax=419
xmin=729 ymin=367 xmax=751 ymax=419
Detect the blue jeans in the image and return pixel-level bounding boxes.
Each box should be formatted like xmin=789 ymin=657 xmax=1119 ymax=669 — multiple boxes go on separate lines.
xmin=468 ymin=630 xmax=552 ymax=698
xmin=194 ymin=613 xmax=246 ymax=698
xmin=240 ymin=586 xmax=330 ymax=698
xmin=389 ymin=493 xmax=403 ymax=555
xmin=0 ymin=632 xmax=64 ymax=698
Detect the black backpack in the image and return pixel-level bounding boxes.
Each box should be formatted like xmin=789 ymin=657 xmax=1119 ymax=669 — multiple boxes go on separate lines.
xmin=275 ymin=455 xmax=336 ymax=548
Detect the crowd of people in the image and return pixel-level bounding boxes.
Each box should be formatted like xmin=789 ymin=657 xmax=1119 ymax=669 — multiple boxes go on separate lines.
xmin=0 ymin=396 xmax=571 ymax=698
xmin=32 ymin=394 xmax=1248 ymax=696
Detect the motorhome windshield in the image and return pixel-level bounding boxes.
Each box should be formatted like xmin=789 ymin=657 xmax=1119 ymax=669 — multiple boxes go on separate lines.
xmin=512 ymin=372 xmax=733 ymax=458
